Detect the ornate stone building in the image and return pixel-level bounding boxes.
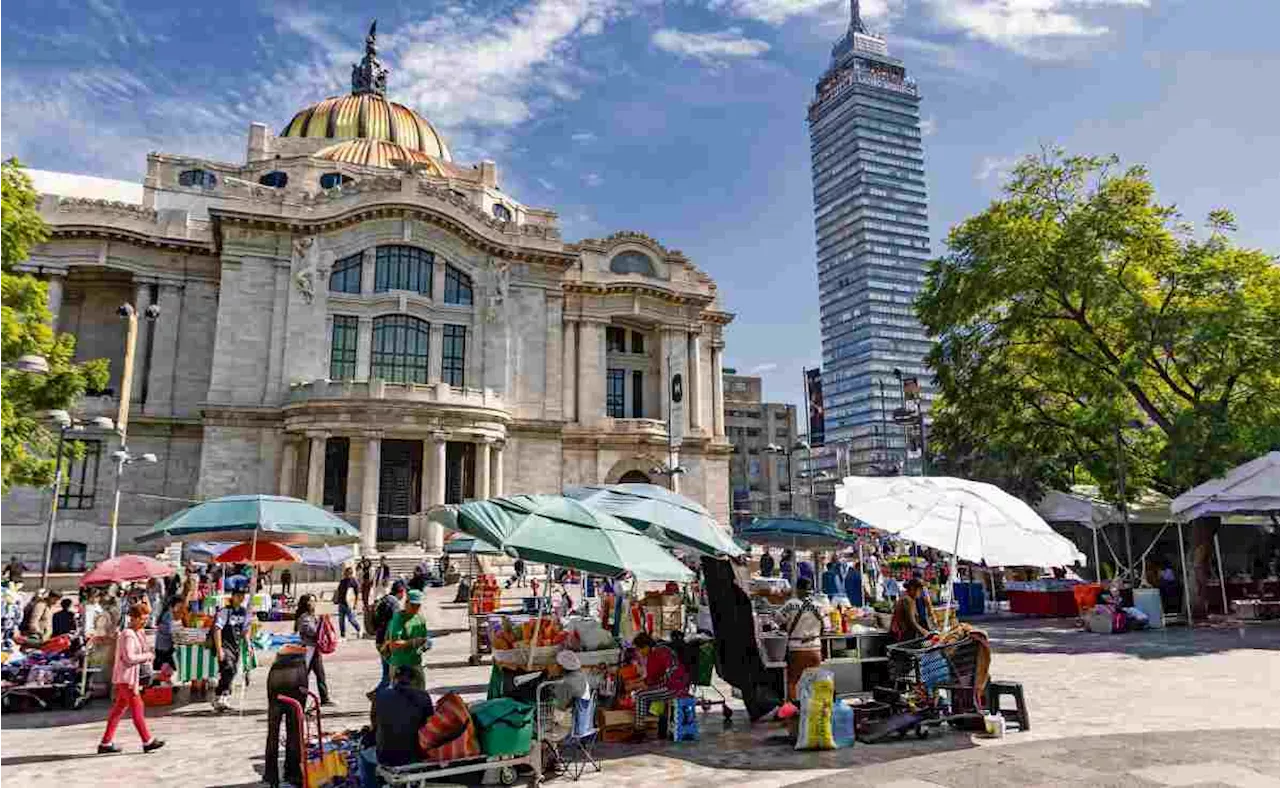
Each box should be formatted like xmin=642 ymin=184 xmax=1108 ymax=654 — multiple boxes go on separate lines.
xmin=1 ymin=25 xmax=733 ymax=566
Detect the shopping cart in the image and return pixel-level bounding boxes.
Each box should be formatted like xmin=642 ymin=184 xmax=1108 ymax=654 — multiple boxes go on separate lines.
xmin=864 ymin=636 xmax=981 ymax=742
xmin=691 ymin=640 xmax=732 ymax=722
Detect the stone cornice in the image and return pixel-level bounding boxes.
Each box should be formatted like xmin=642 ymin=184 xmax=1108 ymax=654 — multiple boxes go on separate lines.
xmin=508 ymin=419 xmax=567 ymax=437
xmin=563 ymin=280 xmax=714 ymax=308
xmin=201 ymin=405 xmax=285 ymax=428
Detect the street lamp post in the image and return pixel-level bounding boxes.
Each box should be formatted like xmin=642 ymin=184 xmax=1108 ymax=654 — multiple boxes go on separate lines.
xmin=39 ymin=410 xmax=114 ymax=589
xmin=107 ymin=300 xmax=160 ymax=558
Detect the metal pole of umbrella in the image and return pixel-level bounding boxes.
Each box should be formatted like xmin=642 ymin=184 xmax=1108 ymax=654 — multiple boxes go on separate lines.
xmin=943 ymin=504 xmax=963 ymax=632
xmin=1176 ymin=522 xmax=1193 ymax=627
xmin=1213 ymin=531 xmax=1228 ymax=617
xmin=1117 ymin=428 xmax=1134 ymax=584
xmin=1092 ymin=524 xmax=1102 ymax=582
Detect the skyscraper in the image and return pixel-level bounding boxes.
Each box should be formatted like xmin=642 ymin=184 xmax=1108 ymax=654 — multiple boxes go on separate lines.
xmin=807 ymin=0 xmax=932 ymax=476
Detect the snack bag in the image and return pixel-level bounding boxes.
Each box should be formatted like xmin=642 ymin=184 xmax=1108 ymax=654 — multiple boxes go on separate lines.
xmin=794 ymin=668 xmax=837 ymax=751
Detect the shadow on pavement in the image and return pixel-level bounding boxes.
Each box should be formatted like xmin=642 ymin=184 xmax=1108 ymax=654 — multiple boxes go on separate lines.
xmin=983 ymin=618 xmax=1280 ymax=659
xmin=1 ymin=751 xmax=145 ymax=766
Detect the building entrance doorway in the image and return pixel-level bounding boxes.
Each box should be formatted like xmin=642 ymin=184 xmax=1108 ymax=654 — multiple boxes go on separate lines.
xmin=378 ymin=440 xmax=422 ymax=541
xmin=445 ymin=442 xmax=475 ymax=504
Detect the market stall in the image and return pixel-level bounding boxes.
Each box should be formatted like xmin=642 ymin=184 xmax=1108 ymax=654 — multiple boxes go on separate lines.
xmin=443 ymin=535 xmax=512 ymax=666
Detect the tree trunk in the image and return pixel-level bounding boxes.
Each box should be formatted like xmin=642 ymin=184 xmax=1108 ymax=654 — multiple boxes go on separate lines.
xmin=1190 ymin=517 xmax=1220 ymax=619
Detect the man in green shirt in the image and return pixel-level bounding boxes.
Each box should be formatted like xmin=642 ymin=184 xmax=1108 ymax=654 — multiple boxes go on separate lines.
xmin=381 ymin=589 xmax=431 ymax=689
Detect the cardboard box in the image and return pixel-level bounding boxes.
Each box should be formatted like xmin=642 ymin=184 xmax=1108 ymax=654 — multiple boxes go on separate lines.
xmin=599 ymin=709 xmax=633 ymax=728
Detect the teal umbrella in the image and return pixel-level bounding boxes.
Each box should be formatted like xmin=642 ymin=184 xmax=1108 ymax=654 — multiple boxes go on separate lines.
xmin=435 ymin=494 xmax=693 ymax=581
xmin=442 ymin=535 xmax=502 ymax=555
xmin=738 ymin=516 xmax=858 ymax=550
xmin=564 ymin=483 xmax=743 ymax=558
xmin=136 ymin=494 xmax=361 ymax=546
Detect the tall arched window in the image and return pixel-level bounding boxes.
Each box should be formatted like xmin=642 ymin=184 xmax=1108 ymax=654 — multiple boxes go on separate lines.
xmin=329 ymin=252 xmax=363 ymax=294
xmin=375 ymin=246 xmax=433 ymax=295
xmin=371 ymin=315 xmax=430 ymax=383
xmin=444 ymin=265 xmax=473 ymax=305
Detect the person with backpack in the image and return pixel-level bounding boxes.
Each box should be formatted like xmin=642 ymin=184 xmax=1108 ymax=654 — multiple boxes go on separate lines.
xmin=210 ymin=588 xmax=251 ymax=712
xmin=372 ymin=581 xmax=406 ymax=692
xmin=295 ymin=594 xmax=333 ymax=706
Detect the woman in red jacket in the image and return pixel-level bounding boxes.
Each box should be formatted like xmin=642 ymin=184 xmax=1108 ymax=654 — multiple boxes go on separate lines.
xmin=98 ymin=603 xmax=165 ymax=754
xmin=631 ymin=632 xmax=690 ymax=730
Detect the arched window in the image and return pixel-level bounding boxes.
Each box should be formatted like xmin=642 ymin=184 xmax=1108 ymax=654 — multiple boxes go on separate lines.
xmin=375 ymin=246 xmax=433 ymax=295
xmin=329 ymin=252 xmax=363 ymax=294
xmin=178 ymin=169 xmax=217 ymax=188
xmin=259 ymin=171 xmax=288 ymax=188
xmin=371 ymin=315 xmax=430 ymax=383
xmin=609 ymin=251 xmax=657 ymax=276
xmin=491 ymin=203 xmax=512 ymax=222
xmin=444 ymin=265 xmax=473 ymax=305
xmin=319 ymin=172 xmax=354 ymax=189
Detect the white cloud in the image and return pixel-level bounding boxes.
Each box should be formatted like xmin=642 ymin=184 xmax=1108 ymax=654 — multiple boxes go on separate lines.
xmin=747 ymin=362 xmax=779 ymax=375
xmin=651 ymin=27 xmax=771 ymax=65
xmin=920 ymin=116 xmax=937 ymax=136
xmin=976 ymin=155 xmax=1017 ymax=182
xmin=709 ymin=0 xmax=903 ymax=28
xmin=537 ymin=177 xmax=555 ymax=189
xmin=583 ymin=172 xmax=604 ymax=187
xmin=921 ymin=0 xmax=1152 ymax=58
xmin=571 ymin=131 xmax=597 ymax=143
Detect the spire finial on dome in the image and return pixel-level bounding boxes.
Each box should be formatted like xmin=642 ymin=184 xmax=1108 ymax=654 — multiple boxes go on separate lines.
xmin=351 ymin=18 xmax=389 ymax=96
xmin=850 ymin=0 xmax=867 ymax=33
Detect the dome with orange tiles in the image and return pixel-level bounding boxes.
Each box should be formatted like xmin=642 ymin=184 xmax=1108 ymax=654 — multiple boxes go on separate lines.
xmin=281 ymin=21 xmax=451 ymax=163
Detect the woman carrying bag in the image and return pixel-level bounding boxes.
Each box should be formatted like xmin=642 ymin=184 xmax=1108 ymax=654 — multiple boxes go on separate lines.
xmin=97 ymin=603 xmax=165 ymax=754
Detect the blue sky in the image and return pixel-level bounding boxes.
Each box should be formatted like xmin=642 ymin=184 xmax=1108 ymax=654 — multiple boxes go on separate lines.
xmin=4 ymin=0 xmax=1279 ymax=412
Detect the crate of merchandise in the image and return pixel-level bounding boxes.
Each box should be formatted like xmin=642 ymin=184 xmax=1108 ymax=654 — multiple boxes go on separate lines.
xmin=174 ymin=628 xmax=209 ymax=646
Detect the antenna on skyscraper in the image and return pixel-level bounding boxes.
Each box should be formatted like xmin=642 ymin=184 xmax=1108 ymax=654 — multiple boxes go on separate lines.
xmin=850 ymin=0 xmax=868 ymax=33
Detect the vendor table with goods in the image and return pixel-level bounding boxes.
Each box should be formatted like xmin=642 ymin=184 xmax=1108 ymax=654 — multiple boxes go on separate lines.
xmin=1005 ymin=580 xmax=1081 ymax=617
xmin=1206 ymin=577 xmax=1280 ymax=615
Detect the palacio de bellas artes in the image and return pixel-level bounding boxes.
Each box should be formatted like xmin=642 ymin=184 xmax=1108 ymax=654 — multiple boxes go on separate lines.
xmin=1 ymin=24 xmax=734 ymax=564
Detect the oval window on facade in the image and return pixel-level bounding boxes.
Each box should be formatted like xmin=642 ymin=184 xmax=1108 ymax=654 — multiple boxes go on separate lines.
xmin=491 ymin=203 xmax=512 ymax=222
xmin=178 ymin=169 xmax=217 ymax=188
xmin=609 ymin=250 xmax=657 ymax=276
xmin=259 ymin=171 xmax=288 ymax=188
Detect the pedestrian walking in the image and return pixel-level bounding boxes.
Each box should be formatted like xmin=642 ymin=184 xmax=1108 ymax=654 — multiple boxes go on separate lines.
xmin=98 ymin=603 xmax=165 ymax=754
xmin=359 ymin=557 xmax=374 ymax=609
xmin=514 ymin=558 xmax=527 ymax=587
xmin=371 ymin=581 xmax=406 ymax=693
xmin=210 ymin=588 xmax=251 ymax=712
xmin=153 ymin=597 xmax=182 ymax=677
xmin=295 ymin=594 xmax=332 ymax=706
xmin=334 ymin=567 xmax=361 ymax=638
xmin=263 ymin=644 xmax=309 ymax=788
xmin=376 ymin=556 xmax=391 ymax=588
xmin=279 ymin=567 xmax=292 ymax=598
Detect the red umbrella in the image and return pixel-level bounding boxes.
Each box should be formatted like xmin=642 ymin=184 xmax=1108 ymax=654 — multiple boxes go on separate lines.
xmin=79 ymin=555 xmax=175 ymax=587
xmin=213 ymin=541 xmax=300 ymax=567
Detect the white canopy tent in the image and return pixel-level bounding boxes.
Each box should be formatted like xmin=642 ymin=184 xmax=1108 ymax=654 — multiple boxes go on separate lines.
xmin=1035 ymin=486 xmax=1179 ymax=582
xmin=838 ymin=476 xmax=1086 ymax=628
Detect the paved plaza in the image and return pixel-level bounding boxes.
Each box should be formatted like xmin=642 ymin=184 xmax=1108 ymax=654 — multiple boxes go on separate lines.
xmin=2 ymin=588 xmax=1278 ymax=788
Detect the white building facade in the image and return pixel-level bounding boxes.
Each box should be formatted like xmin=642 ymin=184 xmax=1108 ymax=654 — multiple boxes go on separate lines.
xmin=1 ymin=27 xmax=733 ymax=567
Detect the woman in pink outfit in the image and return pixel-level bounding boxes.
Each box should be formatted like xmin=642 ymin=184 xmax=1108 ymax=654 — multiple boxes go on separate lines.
xmin=98 ymin=603 xmax=165 ymax=754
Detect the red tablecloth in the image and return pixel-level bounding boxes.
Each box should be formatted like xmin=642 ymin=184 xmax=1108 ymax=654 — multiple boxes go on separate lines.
xmin=1007 ymin=589 xmax=1079 ymax=617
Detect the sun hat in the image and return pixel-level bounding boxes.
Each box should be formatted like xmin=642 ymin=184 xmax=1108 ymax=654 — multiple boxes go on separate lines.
xmin=556 ymin=650 xmax=582 ymax=671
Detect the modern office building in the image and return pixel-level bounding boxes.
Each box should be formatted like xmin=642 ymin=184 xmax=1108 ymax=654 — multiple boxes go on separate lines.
xmin=723 ymin=373 xmax=800 ymax=524
xmin=0 ymin=23 xmax=734 ymax=570
xmin=807 ymin=0 xmax=933 ymax=476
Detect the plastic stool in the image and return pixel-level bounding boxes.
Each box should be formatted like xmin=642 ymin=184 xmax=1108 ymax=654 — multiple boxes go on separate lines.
xmin=985 ymin=680 xmax=1030 ymax=731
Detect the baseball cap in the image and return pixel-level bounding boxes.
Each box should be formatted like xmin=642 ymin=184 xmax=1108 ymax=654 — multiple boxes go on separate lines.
xmin=406 ymin=589 xmax=424 ymax=604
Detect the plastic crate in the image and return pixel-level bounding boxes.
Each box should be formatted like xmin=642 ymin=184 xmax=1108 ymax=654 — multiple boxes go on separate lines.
xmin=141 ymin=685 xmax=173 ymax=707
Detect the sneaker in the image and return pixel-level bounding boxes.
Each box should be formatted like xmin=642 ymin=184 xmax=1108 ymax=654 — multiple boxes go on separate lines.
xmin=143 ymin=739 xmax=166 ymax=753
xmin=97 ymin=743 xmax=121 ymax=755
xmin=321 ymin=699 xmax=338 ymax=707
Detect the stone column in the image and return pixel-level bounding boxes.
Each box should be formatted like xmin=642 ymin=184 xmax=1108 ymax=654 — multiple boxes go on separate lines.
xmin=146 ymin=283 xmax=181 ymax=415
xmin=562 ymin=318 xmax=577 ymax=423
xmin=360 ymin=434 xmax=381 ymax=554
xmin=659 ymin=329 xmax=673 ymax=425
xmin=130 ymin=282 xmax=153 ymax=407
xmin=475 ymin=440 xmax=491 ymax=500
xmin=687 ymin=331 xmax=703 ymax=432
xmin=428 ymin=323 xmax=444 ymax=384
xmin=305 ymin=434 xmax=327 ymax=505
xmin=46 ymin=272 xmax=65 ymax=330
xmin=279 ymin=438 xmax=298 ymax=497
xmin=357 ymin=317 xmax=374 ymax=381
xmin=711 ymin=343 xmax=726 ymax=438
xmin=491 ymin=441 xmax=504 ymax=497
xmin=425 ymin=433 xmax=447 ymax=551
xmin=577 ymin=321 xmax=605 ymax=424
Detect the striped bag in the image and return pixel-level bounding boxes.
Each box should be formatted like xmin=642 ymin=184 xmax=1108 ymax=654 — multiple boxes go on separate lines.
xmin=418 ymin=693 xmax=481 ymax=763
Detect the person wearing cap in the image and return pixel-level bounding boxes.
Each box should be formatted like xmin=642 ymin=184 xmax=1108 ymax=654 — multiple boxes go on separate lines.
xmin=382 ymin=589 xmax=431 ymax=690
xmin=550 ymin=649 xmax=589 ymax=710
xmin=211 ymin=587 xmax=251 ymax=711
xmin=891 ymin=577 xmax=932 ymax=642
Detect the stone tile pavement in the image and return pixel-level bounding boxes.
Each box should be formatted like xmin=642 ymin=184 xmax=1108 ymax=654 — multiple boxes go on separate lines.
xmin=2 ymin=588 xmax=1277 ymax=788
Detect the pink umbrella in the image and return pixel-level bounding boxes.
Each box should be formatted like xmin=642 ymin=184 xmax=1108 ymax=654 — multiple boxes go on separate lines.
xmin=79 ymin=555 xmax=175 ymax=587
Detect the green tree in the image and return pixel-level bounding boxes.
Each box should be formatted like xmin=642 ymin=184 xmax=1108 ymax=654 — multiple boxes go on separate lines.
xmin=1 ymin=158 xmax=109 ymax=492
xmin=919 ymin=150 xmax=1280 ymax=612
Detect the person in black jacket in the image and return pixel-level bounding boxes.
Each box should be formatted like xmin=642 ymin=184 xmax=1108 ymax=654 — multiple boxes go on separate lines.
xmin=264 ymin=645 xmax=309 ymax=788
xmin=372 ymin=665 xmax=435 ymax=767
xmin=50 ymin=598 xmax=77 ymax=637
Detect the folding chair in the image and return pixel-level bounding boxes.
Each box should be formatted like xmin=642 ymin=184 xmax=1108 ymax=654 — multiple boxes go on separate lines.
xmin=560 ymin=689 xmax=600 ymax=781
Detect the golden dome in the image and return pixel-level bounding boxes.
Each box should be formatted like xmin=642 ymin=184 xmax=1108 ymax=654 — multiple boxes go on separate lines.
xmin=315 ymin=139 xmax=447 ymax=174
xmin=280 ymin=21 xmax=451 ymax=162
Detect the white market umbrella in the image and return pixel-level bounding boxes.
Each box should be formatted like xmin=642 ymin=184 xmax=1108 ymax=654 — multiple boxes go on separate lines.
xmin=838 ymin=476 xmax=1086 ymax=628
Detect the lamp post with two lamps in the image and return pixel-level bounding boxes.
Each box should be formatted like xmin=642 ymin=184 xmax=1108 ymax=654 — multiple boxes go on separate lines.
xmin=39 ymin=410 xmax=116 ymax=589
xmin=107 ymin=300 xmax=161 ymax=558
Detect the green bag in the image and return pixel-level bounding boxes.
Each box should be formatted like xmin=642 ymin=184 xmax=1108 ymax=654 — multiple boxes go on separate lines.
xmin=471 ymin=698 xmax=534 ymax=756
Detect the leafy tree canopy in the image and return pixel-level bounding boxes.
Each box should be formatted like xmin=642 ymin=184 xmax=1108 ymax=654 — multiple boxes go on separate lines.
xmin=1 ymin=159 xmax=109 ymax=492
xmin=919 ymin=149 xmax=1280 ymax=504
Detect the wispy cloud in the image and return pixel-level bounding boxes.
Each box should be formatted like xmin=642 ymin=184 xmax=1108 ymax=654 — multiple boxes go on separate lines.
xmin=537 ymin=177 xmax=555 ymax=190
xmin=920 ymin=116 xmax=937 ymax=137
xmin=652 ymin=27 xmax=771 ymax=65
xmin=583 ymin=172 xmax=604 ymax=187
xmin=709 ymin=0 xmax=904 ymax=27
xmin=571 ymin=131 xmax=597 ymax=143
xmin=747 ymin=362 xmax=778 ymax=375
xmin=921 ymin=0 xmax=1152 ymax=58
xmin=976 ymin=155 xmax=1016 ymax=182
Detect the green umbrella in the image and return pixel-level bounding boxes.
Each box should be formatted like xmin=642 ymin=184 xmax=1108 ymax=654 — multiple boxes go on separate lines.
xmin=442 ymin=535 xmax=502 ymax=555
xmin=439 ymin=494 xmax=693 ymax=581
xmin=738 ymin=516 xmax=858 ymax=550
xmin=564 ymin=483 xmax=743 ymax=558
xmin=136 ymin=494 xmax=361 ymax=546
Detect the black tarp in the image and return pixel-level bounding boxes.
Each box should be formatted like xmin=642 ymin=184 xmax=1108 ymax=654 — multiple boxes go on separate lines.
xmin=700 ymin=556 xmax=783 ymax=721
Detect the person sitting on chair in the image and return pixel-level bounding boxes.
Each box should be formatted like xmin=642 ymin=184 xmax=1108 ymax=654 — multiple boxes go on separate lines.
xmin=372 ymin=665 xmax=435 ymax=768
xmin=631 ymin=632 xmax=690 ymax=734
xmin=891 ymin=578 xmax=932 ymax=643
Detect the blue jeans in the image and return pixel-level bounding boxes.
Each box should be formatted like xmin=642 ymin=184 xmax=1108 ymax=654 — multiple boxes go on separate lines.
xmin=338 ymin=604 xmax=361 ymax=637
xmin=359 ymin=746 xmax=382 ymax=788
xmin=374 ymin=657 xmax=390 ymax=693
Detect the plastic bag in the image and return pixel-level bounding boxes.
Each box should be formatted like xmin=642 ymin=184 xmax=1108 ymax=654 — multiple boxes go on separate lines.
xmin=671 ymin=697 xmax=699 ymax=741
xmin=794 ymin=668 xmax=837 ymax=751
xmin=831 ymin=698 xmax=855 ymax=749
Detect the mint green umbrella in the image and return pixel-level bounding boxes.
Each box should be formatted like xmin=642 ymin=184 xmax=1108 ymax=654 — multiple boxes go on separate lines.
xmin=136 ymin=494 xmax=361 ymax=546
xmin=441 ymin=495 xmax=693 ymax=582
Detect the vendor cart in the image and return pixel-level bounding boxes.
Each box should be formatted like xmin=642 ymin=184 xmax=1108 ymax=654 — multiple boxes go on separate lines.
xmin=376 ymin=698 xmax=544 ymax=787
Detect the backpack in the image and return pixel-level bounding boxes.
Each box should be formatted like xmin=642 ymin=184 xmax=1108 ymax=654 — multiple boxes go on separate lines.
xmin=372 ymin=595 xmax=397 ymax=641
xmin=316 ymin=614 xmax=338 ymax=654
